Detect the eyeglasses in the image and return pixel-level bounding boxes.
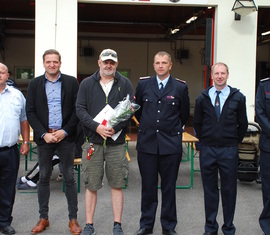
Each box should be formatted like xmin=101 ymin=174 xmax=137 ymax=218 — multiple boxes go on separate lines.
xmin=101 ymin=52 xmax=117 ymax=58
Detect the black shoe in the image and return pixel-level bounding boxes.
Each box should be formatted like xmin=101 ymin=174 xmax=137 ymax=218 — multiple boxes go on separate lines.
xmin=162 ymin=229 xmax=177 ymax=235
xmin=0 ymin=225 xmax=15 ymax=234
xmin=203 ymin=232 xmax=217 ymax=235
xmin=134 ymin=228 xmax=153 ymax=235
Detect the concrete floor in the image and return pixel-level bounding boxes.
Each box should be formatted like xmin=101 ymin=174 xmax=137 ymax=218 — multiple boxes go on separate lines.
xmin=11 ymin=141 xmax=264 ymax=235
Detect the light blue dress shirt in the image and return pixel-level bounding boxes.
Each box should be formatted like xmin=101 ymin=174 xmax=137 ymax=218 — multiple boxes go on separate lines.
xmin=209 ymin=85 xmax=230 ymax=113
xmin=0 ymin=85 xmax=27 ymax=147
xmin=156 ymin=75 xmax=170 ymax=89
xmin=45 ymin=73 xmax=62 ymax=130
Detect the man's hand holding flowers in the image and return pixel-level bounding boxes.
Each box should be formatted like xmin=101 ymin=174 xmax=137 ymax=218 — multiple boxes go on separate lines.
xmin=98 ymin=94 xmax=140 ymax=147
xmin=96 ymin=123 xmax=115 ymax=140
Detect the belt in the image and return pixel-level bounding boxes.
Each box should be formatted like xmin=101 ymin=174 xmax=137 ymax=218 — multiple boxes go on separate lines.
xmin=0 ymin=144 xmax=17 ymax=152
xmin=48 ymin=128 xmax=60 ymax=133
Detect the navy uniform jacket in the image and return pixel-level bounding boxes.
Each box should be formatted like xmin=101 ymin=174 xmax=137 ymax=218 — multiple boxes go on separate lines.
xmin=256 ymin=77 xmax=270 ymax=152
xmin=193 ymin=86 xmax=248 ymax=147
xmin=135 ymin=75 xmax=190 ymax=155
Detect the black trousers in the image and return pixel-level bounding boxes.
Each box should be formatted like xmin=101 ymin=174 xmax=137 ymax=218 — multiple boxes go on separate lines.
xmin=25 ymin=158 xmax=60 ymax=184
xmin=137 ymin=151 xmax=181 ymax=230
xmin=200 ymin=145 xmax=238 ymax=235
xmin=259 ymin=150 xmax=270 ymax=235
xmin=37 ymin=140 xmax=78 ymax=220
xmin=0 ymin=145 xmax=20 ymax=227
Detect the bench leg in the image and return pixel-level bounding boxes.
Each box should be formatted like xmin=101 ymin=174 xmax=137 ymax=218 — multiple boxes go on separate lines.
xmin=77 ymin=165 xmax=80 ymax=193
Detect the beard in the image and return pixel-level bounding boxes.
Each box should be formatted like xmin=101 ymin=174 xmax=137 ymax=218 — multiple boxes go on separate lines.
xmin=102 ymin=69 xmax=115 ymax=77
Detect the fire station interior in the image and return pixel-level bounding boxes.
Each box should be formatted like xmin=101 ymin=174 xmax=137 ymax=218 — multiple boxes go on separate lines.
xmin=0 ymin=1 xmax=270 ymax=131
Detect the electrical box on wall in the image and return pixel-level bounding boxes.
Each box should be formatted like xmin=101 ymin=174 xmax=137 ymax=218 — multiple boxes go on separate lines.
xmin=80 ymin=47 xmax=94 ymax=57
xmin=176 ymin=49 xmax=189 ymax=59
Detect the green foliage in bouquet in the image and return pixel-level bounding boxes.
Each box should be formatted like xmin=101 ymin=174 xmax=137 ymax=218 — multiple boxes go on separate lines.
xmin=103 ymin=94 xmax=140 ymax=147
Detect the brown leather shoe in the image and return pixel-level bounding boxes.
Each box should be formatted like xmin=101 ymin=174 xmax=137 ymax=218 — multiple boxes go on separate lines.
xmin=31 ymin=218 xmax=49 ymax=234
xmin=69 ymin=219 xmax=82 ymax=235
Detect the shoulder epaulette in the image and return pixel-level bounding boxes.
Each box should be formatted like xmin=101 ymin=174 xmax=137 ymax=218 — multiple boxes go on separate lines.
xmin=139 ymin=76 xmax=151 ymax=80
xmin=261 ymin=77 xmax=270 ymax=82
xmin=175 ymin=78 xmax=186 ymax=84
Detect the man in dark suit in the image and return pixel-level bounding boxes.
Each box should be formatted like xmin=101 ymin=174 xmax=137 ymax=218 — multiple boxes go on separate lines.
xmin=134 ymin=51 xmax=190 ymax=235
xmin=26 ymin=49 xmax=81 ymax=235
xmin=255 ymin=77 xmax=270 ymax=235
xmin=193 ymin=62 xmax=248 ymax=235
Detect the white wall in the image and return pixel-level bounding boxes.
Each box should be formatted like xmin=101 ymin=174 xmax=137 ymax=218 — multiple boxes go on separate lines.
xmin=35 ymin=0 xmax=77 ymax=77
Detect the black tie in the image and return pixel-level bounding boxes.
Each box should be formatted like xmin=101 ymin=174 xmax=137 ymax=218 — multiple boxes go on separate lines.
xmin=159 ymin=82 xmax=164 ymax=93
xmin=215 ymin=91 xmax=221 ymax=118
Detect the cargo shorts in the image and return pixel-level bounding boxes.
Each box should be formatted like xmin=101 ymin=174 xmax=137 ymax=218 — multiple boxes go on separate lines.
xmin=81 ymin=141 xmax=129 ymax=191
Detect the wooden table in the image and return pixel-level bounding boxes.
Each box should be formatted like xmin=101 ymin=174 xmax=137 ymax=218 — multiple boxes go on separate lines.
xmin=178 ymin=132 xmax=199 ymax=189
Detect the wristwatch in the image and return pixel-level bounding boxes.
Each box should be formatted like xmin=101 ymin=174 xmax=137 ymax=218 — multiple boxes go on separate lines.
xmin=23 ymin=141 xmax=30 ymax=145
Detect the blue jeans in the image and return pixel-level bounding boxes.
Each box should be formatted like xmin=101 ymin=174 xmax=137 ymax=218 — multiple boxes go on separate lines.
xmin=37 ymin=140 xmax=78 ymax=220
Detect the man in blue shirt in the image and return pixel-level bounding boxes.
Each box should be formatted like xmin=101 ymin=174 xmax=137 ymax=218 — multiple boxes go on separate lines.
xmin=194 ymin=62 xmax=248 ymax=235
xmin=0 ymin=62 xmax=30 ymax=235
xmin=26 ymin=49 xmax=81 ymax=235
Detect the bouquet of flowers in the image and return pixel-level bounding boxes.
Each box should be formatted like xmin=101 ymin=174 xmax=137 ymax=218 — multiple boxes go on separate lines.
xmin=102 ymin=94 xmax=140 ymax=146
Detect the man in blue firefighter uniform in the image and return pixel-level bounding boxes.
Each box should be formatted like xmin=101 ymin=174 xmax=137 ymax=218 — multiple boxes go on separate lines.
xmin=194 ymin=62 xmax=248 ymax=235
xmin=134 ymin=51 xmax=190 ymax=235
xmin=255 ymin=77 xmax=270 ymax=235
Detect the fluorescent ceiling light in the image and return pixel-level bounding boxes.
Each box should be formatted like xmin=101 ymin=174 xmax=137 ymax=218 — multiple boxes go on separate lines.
xmin=171 ymin=28 xmax=180 ymax=34
xmin=186 ymin=16 xmax=197 ymax=24
xmin=261 ymin=31 xmax=270 ymax=36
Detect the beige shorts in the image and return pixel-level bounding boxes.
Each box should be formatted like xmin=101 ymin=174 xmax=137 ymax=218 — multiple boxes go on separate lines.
xmin=81 ymin=142 xmax=129 ymax=191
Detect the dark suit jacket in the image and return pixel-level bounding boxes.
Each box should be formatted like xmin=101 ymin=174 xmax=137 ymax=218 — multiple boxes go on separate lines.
xmin=26 ymin=73 xmax=79 ymax=145
xmin=256 ymin=78 xmax=270 ymax=152
xmin=135 ymin=75 xmax=190 ymax=155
